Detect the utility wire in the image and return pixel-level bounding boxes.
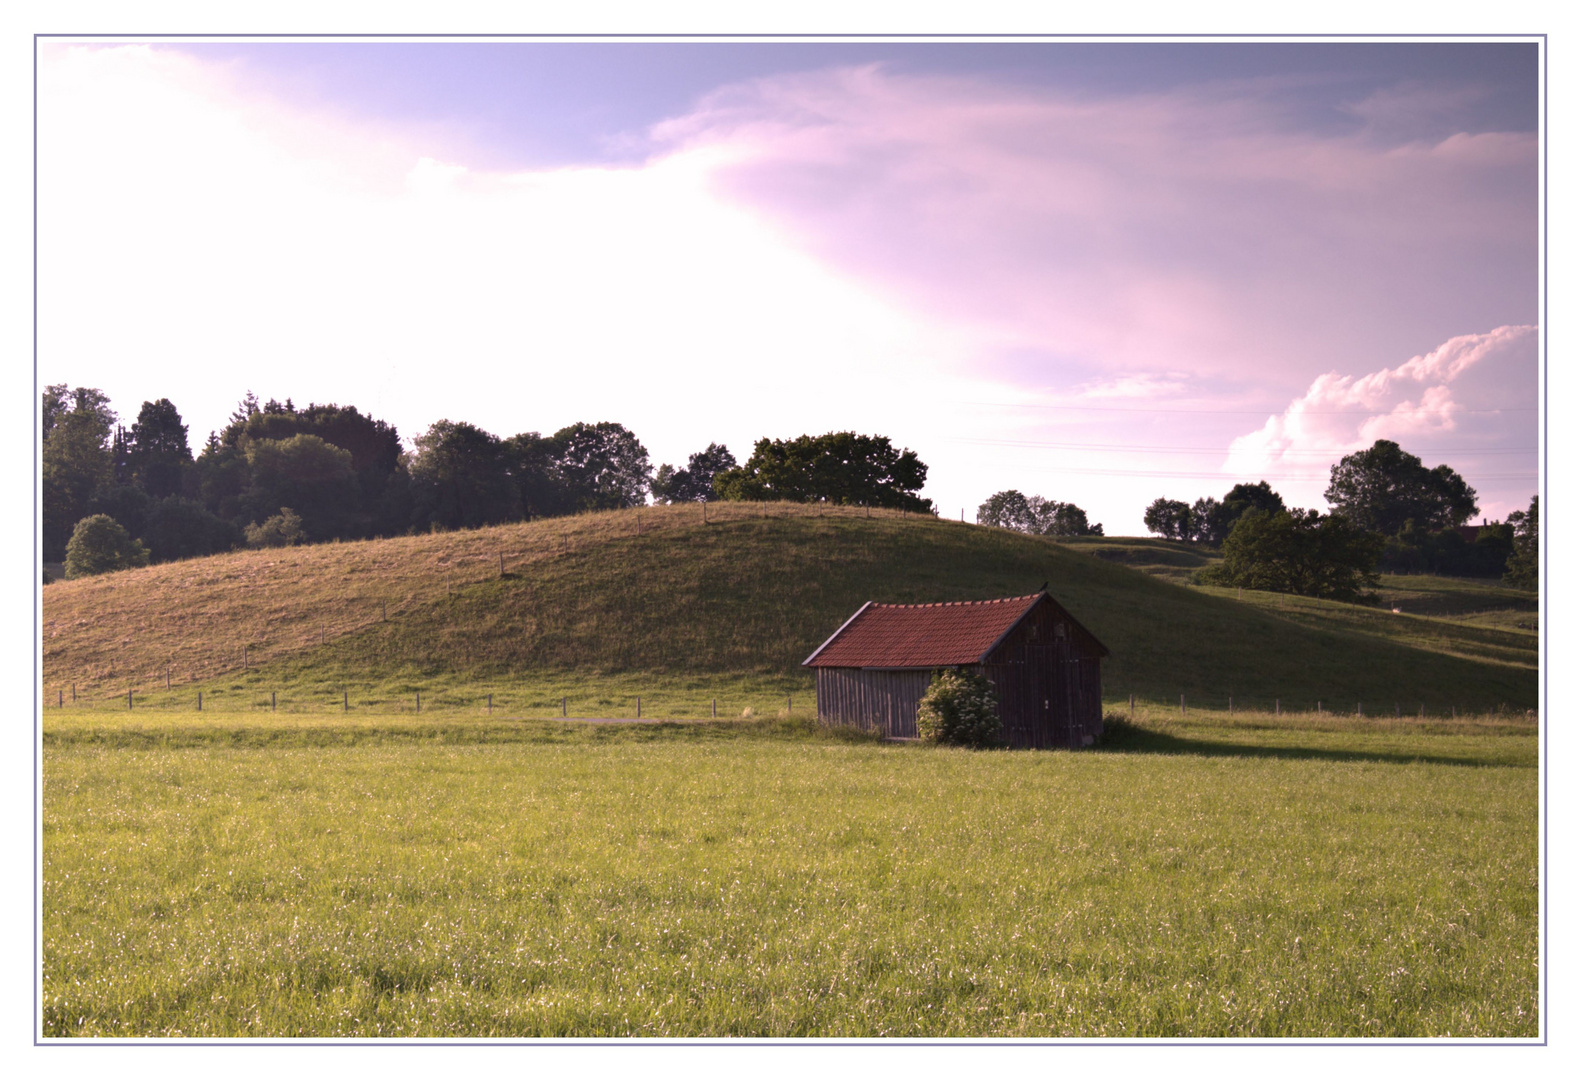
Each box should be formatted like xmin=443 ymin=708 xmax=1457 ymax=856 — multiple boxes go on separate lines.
xmin=965 ymin=401 xmax=1538 ymax=416
xmin=946 ymin=437 xmax=1536 ymax=456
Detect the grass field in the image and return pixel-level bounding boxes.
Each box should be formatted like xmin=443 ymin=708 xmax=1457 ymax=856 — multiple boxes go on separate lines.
xmin=40 ymin=509 xmax=1542 ymax=1038
xmin=43 ymin=708 xmax=1537 ymax=1039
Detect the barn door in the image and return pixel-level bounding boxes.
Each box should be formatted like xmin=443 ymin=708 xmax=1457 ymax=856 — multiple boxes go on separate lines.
xmin=1026 ymin=643 xmax=1058 ymax=749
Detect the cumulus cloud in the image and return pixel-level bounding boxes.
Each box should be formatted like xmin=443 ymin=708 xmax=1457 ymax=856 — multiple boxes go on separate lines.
xmin=1224 ymin=325 xmax=1538 ymax=516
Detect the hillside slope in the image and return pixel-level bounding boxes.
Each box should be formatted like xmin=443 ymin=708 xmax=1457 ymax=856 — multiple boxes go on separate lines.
xmin=42 ymin=502 xmax=1536 ymax=712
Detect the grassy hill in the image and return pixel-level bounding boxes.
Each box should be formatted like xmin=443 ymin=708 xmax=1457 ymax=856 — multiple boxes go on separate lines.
xmin=42 ymin=502 xmax=1537 ymax=715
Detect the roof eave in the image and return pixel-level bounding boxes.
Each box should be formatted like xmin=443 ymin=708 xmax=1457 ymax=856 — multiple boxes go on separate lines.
xmin=801 ymin=601 xmax=874 ymax=667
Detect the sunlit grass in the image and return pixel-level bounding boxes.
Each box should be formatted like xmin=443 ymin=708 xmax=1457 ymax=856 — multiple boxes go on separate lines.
xmin=43 ymin=709 xmax=1537 ymax=1038
xmin=44 ymin=505 xmax=1536 ymax=715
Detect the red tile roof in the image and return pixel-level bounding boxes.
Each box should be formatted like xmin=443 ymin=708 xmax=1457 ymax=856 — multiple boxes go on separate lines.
xmin=803 ymin=593 xmax=1044 ymax=669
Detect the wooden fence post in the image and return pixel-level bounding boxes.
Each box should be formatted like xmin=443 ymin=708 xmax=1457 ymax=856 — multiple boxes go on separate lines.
xmin=712 ymin=698 xmax=717 ymax=718
xmin=271 ymin=691 xmax=276 ymax=711
xmin=637 ymin=696 xmax=642 ymax=718
xmin=197 ymin=691 xmax=202 ymax=711
xmin=166 ymin=665 xmax=171 ymax=689
xmin=488 ymin=693 xmax=493 ymax=715
xmin=499 ymin=553 xmax=505 ymax=577
xmin=1180 ymin=694 xmax=1184 ymax=716
xmin=416 ymin=692 xmax=421 ymax=713
xmin=128 ymin=689 xmax=132 ymax=710
xmin=343 ymin=691 xmax=347 ymax=712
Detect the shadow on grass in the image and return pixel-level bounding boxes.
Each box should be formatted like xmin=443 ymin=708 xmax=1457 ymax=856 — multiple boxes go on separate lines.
xmin=1093 ymin=717 xmax=1524 ymax=768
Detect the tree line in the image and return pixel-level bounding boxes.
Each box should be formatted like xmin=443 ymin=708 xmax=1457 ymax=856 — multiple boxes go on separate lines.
xmin=976 ymin=490 xmax=1103 ymax=536
xmin=42 ymin=385 xmax=935 ymax=578
xmin=1139 ymin=440 xmax=1537 ymax=601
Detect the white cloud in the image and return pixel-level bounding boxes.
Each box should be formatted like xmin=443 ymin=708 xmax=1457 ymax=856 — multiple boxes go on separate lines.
xmin=1224 ymin=325 xmax=1538 ymax=516
xmin=37 ymin=45 xmax=991 ymax=503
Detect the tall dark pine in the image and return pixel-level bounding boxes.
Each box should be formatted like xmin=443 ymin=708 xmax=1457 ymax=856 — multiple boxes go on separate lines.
xmin=127 ymin=398 xmax=192 ymax=498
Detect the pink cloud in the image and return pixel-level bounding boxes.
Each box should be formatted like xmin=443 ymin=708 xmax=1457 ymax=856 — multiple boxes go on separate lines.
xmin=1225 ymin=325 xmax=1537 ymax=515
xmin=651 ymin=66 xmax=1537 ymax=392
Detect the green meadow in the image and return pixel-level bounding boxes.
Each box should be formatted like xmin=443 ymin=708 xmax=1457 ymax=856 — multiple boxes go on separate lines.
xmin=41 ymin=506 xmax=1541 ymax=1037
xmin=43 ymin=708 xmax=1536 ymax=1038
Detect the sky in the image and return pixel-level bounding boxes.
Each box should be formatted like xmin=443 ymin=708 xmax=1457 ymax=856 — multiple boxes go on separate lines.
xmin=35 ymin=39 xmax=1540 ymax=533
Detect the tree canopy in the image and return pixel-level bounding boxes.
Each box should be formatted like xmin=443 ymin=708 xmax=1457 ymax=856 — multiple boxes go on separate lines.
xmin=978 ymin=490 xmax=1101 ymax=535
xmin=42 ymin=385 xmax=118 ymax=561
xmin=549 ymin=421 xmax=652 ymax=511
xmin=1324 ymin=440 xmax=1478 ymax=535
xmin=409 ymin=420 xmax=522 ymax=531
xmin=1143 ymin=498 xmax=1194 ymax=541
xmin=652 ymin=443 xmax=737 ymax=504
xmin=126 ymin=398 xmax=192 ymax=498
xmin=1503 ymin=495 xmax=1538 ymax=589
xmin=713 ymin=432 xmax=931 ymax=511
xmin=1190 ymin=481 xmax=1287 ymax=543
xmin=1201 ymin=508 xmax=1384 ymax=602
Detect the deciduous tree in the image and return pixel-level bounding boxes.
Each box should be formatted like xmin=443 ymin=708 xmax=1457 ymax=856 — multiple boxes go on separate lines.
xmin=978 ymin=490 xmax=1034 ymax=530
xmin=409 ymin=420 xmax=522 ymax=530
xmin=652 ymin=443 xmax=736 ymax=503
xmin=1143 ymin=497 xmax=1194 ymax=541
xmin=244 ymin=434 xmax=363 ymax=540
xmin=715 ymin=432 xmax=931 ymax=511
xmin=1324 ymin=440 xmax=1478 ymax=535
xmin=1203 ymin=508 xmax=1383 ymax=602
xmin=1503 ymin=495 xmax=1538 ymax=589
xmin=548 ymin=421 xmax=652 ymax=511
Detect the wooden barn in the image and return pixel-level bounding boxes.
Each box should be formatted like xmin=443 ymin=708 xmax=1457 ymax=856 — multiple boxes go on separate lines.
xmin=802 ymin=590 xmax=1109 ymax=749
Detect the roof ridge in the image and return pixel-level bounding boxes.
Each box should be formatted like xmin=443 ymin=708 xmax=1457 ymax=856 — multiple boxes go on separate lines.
xmin=868 ymin=592 xmax=1041 ymax=609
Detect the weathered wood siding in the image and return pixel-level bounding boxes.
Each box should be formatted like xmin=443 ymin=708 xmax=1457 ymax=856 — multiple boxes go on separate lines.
xmin=812 ymin=594 xmax=1106 ymax=749
xmin=815 ymin=667 xmax=932 ymax=738
xmin=980 ymin=600 xmax=1105 ymax=748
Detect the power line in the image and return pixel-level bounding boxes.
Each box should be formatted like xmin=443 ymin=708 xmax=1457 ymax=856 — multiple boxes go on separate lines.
xmin=1001 ymin=464 xmax=1537 ymax=481
xmin=946 ymin=437 xmax=1537 ymax=456
xmin=966 ymin=400 xmax=1539 ymax=417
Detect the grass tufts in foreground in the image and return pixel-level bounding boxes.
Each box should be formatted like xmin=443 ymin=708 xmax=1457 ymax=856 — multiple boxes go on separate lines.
xmin=44 ymin=708 xmax=1536 ymax=1038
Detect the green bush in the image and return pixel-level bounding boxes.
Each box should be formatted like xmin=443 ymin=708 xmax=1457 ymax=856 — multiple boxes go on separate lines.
xmin=245 ymin=507 xmax=306 ymax=548
xmin=64 ymin=514 xmax=150 ymax=579
xmin=916 ymin=669 xmax=1003 ymax=748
